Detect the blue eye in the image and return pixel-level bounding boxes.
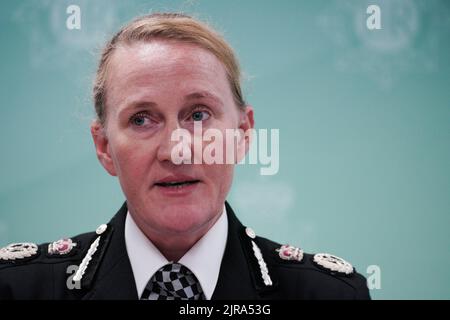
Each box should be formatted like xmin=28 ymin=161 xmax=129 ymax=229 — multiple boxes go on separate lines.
xmin=130 ymin=112 xmax=152 ymax=127
xmin=133 ymin=116 xmax=146 ymax=126
xmin=191 ymin=110 xmax=210 ymax=122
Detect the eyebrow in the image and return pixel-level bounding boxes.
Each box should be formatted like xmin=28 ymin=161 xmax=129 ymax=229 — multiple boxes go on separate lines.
xmin=185 ymin=91 xmax=224 ymax=106
xmin=122 ymin=91 xmax=224 ymax=115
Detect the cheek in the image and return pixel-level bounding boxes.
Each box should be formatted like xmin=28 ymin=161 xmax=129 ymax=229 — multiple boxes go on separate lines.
xmin=109 ymin=134 xmax=155 ymax=181
xmin=205 ymin=164 xmax=235 ymax=194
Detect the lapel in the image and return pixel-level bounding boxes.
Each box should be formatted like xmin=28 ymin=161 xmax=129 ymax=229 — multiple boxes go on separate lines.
xmin=82 ymin=203 xmax=138 ymax=300
xmin=211 ymin=202 xmax=259 ymax=300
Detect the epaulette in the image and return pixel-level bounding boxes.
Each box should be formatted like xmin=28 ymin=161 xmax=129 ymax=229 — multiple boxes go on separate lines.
xmin=0 ymin=227 xmax=102 ymax=271
xmin=240 ymin=225 xmax=362 ymax=289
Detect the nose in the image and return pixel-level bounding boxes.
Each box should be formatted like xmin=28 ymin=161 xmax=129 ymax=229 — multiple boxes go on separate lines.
xmin=156 ymin=119 xmax=190 ymax=164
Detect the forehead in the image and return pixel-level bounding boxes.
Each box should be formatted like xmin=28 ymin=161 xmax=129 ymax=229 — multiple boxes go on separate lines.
xmin=105 ymin=40 xmax=231 ymax=108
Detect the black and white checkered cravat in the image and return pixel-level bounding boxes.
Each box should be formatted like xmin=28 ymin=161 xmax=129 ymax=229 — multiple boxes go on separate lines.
xmin=141 ymin=263 xmax=205 ymax=300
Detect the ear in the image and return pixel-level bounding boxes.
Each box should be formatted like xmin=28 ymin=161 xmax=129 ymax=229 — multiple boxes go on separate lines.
xmin=90 ymin=120 xmax=117 ymax=176
xmin=236 ymin=105 xmax=255 ymax=163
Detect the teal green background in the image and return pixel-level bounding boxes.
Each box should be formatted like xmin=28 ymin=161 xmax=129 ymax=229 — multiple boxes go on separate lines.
xmin=0 ymin=0 xmax=449 ymax=299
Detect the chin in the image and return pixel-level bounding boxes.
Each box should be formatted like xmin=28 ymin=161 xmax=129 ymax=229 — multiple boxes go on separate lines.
xmin=158 ymin=206 xmax=213 ymax=233
xmin=159 ymin=217 xmax=207 ymax=235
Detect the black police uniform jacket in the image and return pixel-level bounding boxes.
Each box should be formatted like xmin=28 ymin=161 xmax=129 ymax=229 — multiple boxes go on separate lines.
xmin=0 ymin=202 xmax=370 ymax=300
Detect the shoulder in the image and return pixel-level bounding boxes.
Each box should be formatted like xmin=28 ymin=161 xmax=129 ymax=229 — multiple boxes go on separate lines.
xmin=243 ymin=227 xmax=371 ymax=300
xmin=0 ymin=230 xmax=97 ymax=299
xmin=0 ymin=231 xmax=96 ymax=269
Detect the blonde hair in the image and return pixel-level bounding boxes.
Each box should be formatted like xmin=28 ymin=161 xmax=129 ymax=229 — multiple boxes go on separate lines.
xmin=93 ymin=12 xmax=245 ymax=125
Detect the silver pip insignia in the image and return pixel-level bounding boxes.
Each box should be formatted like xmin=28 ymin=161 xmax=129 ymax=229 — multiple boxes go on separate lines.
xmin=48 ymin=238 xmax=77 ymax=255
xmin=276 ymin=244 xmax=304 ymax=262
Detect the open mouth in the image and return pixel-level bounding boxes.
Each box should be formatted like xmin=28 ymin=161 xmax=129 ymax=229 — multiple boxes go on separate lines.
xmin=154 ymin=180 xmax=200 ymax=189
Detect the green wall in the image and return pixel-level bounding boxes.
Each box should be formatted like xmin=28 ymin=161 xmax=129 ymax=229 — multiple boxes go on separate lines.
xmin=0 ymin=0 xmax=449 ymax=299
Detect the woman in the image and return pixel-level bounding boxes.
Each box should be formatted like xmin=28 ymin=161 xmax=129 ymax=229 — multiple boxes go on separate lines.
xmin=0 ymin=13 xmax=370 ymax=300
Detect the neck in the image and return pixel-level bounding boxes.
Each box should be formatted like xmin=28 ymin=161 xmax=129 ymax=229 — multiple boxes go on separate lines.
xmin=151 ymin=233 xmax=202 ymax=262
xmin=132 ymin=211 xmax=222 ymax=262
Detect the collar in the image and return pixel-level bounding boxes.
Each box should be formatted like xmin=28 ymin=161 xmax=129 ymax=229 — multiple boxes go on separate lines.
xmin=124 ymin=205 xmax=228 ymax=300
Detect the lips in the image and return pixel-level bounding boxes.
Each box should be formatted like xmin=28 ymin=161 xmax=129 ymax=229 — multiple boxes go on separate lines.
xmin=155 ymin=180 xmax=200 ymax=188
xmin=154 ymin=175 xmax=200 ymax=189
